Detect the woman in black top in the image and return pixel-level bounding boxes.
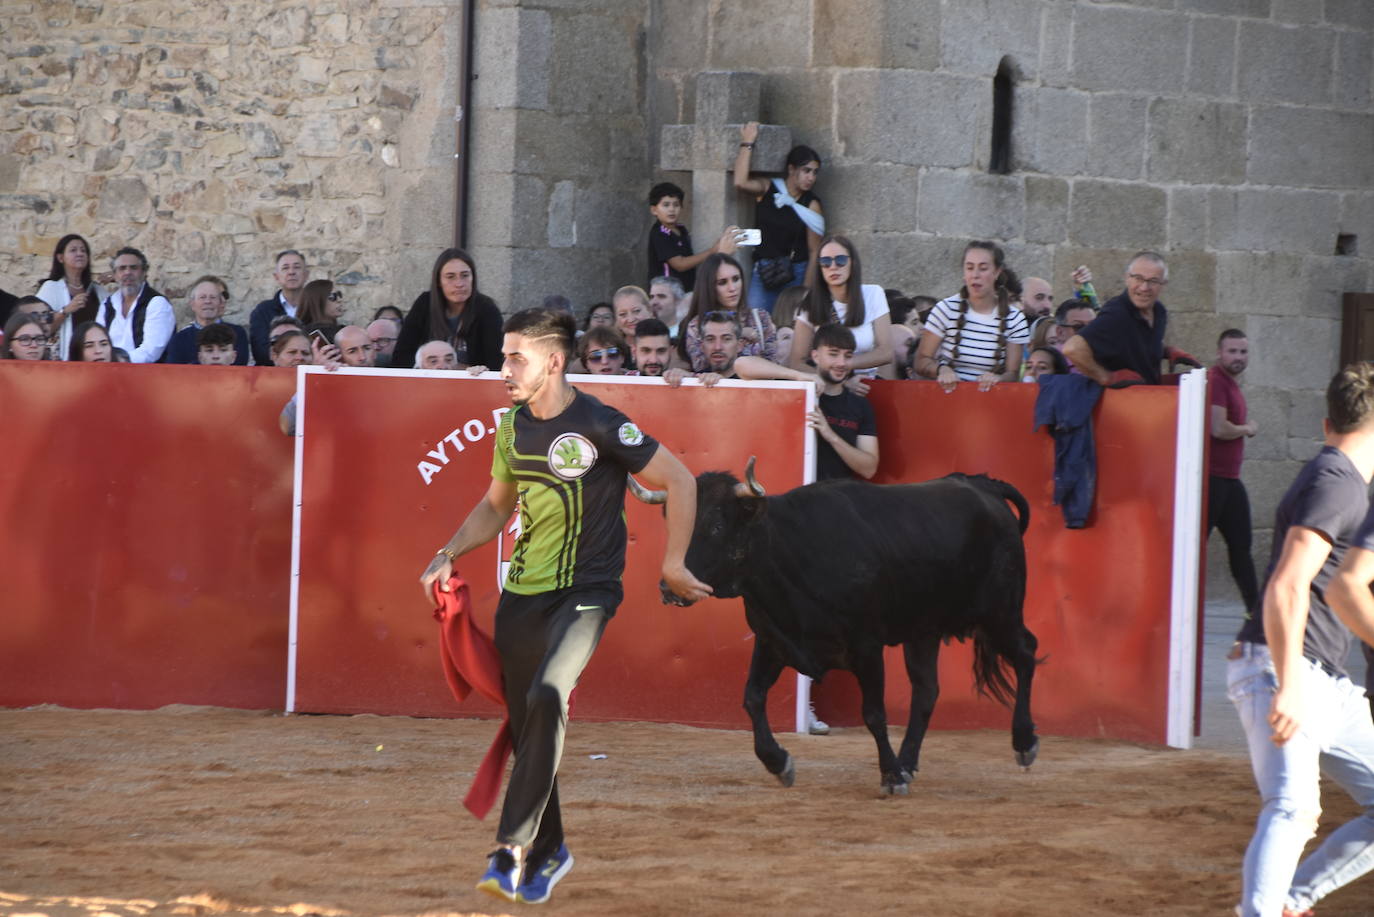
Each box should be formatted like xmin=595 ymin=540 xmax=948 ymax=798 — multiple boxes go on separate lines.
xmin=733 ymin=122 xmax=825 ymax=316
xmin=393 ymin=248 xmax=503 ymax=371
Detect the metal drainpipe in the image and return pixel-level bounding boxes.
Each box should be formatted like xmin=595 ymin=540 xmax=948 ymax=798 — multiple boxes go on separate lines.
xmin=453 ymin=0 xmax=475 ymax=250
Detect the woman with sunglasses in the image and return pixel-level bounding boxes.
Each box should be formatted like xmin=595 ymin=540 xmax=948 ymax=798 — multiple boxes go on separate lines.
xmin=789 ymin=236 xmax=893 ymax=383
xmin=676 ymin=252 xmax=778 ymax=372
xmin=36 ymin=234 xmax=101 ymax=361
xmin=68 ymin=321 xmax=113 ymax=362
xmin=575 ymin=326 xmax=628 ymax=375
xmin=915 ymin=240 xmax=1029 ymax=393
xmin=297 ymin=279 xmax=344 ymax=329
xmin=1 ymin=310 xmax=51 ymax=361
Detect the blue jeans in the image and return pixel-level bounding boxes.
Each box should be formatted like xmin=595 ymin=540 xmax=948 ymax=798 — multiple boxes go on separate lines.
xmin=748 ymin=259 xmax=807 ymax=316
xmin=1227 ymin=641 xmax=1374 ymax=916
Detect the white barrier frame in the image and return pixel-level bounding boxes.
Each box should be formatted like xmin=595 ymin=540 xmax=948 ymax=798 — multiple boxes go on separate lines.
xmin=1167 ymin=368 xmax=1208 ymax=748
xmin=285 ymin=367 xmax=816 ymax=714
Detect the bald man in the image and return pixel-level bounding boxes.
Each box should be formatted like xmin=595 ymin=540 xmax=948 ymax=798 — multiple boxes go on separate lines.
xmin=367 ymin=318 xmax=400 ymax=367
xmin=334 ymin=325 xmax=376 ymax=368
xmin=1021 ymin=276 xmax=1054 ymax=320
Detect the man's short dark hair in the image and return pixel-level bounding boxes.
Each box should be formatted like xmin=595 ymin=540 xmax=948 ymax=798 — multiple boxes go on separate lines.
xmin=812 ymin=322 xmax=857 ymax=352
xmin=634 ymin=318 xmax=670 ymax=340
xmin=112 ymin=246 xmax=148 ymax=270
xmin=269 ymin=314 xmax=302 ymax=333
xmin=1327 ymin=363 xmax=1374 ymax=434
xmin=1217 ymin=328 xmax=1247 ymax=348
xmin=1055 ymin=297 xmax=1097 ymax=322
xmin=15 ymin=295 xmax=46 ymax=309
xmin=701 ymin=311 xmax=742 ymax=337
xmin=649 ymin=182 xmax=684 ymax=205
xmin=197 ymin=323 xmax=236 ymax=349
xmin=275 ymin=249 xmax=304 ymax=266
xmin=505 ymin=307 xmax=577 ymax=362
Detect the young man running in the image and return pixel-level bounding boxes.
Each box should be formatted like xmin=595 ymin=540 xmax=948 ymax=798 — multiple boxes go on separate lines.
xmin=419 ymin=307 xmax=709 ymax=905
xmin=1228 ymin=363 xmax=1374 ymax=916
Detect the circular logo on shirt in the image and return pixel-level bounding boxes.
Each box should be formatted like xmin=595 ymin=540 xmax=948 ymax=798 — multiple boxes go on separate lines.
xmin=618 ymin=422 xmax=644 ymax=447
xmin=548 ymin=433 xmax=598 ymax=480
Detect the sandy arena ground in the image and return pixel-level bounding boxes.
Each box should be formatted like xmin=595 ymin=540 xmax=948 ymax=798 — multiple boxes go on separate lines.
xmin=0 ymin=706 xmax=1369 ymax=917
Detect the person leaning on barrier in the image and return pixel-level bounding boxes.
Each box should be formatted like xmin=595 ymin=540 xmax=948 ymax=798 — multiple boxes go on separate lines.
xmin=1060 ymin=251 xmax=1200 ymax=386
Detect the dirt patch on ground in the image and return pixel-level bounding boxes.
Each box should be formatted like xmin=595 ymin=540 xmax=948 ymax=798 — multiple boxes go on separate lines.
xmin=0 ymin=707 xmax=1368 ymax=916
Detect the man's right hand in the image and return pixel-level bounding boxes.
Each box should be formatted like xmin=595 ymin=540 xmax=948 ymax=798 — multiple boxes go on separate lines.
xmin=419 ymin=553 xmax=453 ymax=603
xmin=662 ymin=562 xmax=712 ymax=604
xmin=740 ymin=121 xmax=759 ymax=144
xmin=1268 ymin=682 xmax=1303 ymax=746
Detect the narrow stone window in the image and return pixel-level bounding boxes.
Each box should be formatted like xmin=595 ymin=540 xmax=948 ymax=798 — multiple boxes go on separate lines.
xmin=1336 ymin=233 xmax=1358 ymax=256
xmin=990 ymin=58 xmax=1014 ymax=175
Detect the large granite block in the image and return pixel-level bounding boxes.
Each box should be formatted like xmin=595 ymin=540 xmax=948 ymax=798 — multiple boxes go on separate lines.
xmin=1237 ymin=20 xmax=1334 ymax=105
xmin=1072 ymin=5 xmax=1186 ymax=94
xmin=1209 ymin=188 xmax=1342 ymax=254
xmin=1069 ymin=180 xmax=1167 ymax=251
xmin=1147 ymin=99 xmax=1247 ymax=185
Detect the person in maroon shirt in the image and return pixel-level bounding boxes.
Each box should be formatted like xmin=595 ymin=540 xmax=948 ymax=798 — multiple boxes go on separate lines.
xmin=1209 ymin=329 xmax=1260 ymax=616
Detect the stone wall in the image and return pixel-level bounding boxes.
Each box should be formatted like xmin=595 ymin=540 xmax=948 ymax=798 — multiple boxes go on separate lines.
xmin=0 ymin=0 xmax=463 ymax=326
xmin=647 ymin=0 xmax=1374 ymax=598
xmin=467 ymin=0 xmax=652 ymax=312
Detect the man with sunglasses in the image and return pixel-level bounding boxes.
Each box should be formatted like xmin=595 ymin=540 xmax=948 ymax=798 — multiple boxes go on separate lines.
xmin=1061 ymin=251 xmax=1200 ymax=386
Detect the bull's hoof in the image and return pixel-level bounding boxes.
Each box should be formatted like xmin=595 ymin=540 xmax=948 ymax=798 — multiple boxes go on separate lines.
xmin=1015 ymin=737 xmax=1040 ymax=770
xmin=775 ymin=754 xmax=796 ymax=788
xmin=880 ymin=772 xmax=911 ymax=796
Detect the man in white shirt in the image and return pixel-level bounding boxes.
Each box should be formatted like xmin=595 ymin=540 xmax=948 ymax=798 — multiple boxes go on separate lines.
xmin=98 ymin=247 xmax=174 ymax=364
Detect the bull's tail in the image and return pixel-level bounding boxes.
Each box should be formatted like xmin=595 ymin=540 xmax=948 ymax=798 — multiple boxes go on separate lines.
xmin=966 ymin=474 xmax=1030 ymax=535
xmin=971 ymin=630 xmax=1017 ymax=706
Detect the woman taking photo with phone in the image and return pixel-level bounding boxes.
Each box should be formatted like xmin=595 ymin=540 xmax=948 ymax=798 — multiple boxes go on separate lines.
xmin=733 ymin=123 xmax=825 ymax=316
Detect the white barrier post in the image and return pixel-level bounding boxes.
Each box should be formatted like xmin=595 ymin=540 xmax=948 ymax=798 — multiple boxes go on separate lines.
xmin=1167 ymin=368 xmax=1207 ymax=748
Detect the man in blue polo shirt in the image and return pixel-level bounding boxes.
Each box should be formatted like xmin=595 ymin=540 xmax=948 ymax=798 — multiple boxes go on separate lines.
xmin=1061 ymin=252 xmax=1200 ymax=385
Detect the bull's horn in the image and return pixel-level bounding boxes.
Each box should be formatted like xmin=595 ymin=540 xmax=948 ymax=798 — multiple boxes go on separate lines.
xmin=743 ymin=455 xmax=766 ymax=497
xmin=626 ymin=474 xmax=667 ymax=504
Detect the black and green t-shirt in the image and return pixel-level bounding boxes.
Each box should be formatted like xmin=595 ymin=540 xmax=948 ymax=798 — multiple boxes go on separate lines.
xmin=492 ymin=389 xmax=659 ymax=595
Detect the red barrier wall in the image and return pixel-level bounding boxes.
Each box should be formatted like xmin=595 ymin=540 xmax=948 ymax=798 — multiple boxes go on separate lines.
xmin=807 ymin=381 xmax=1180 ymax=744
xmin=0 ymin=362 xmax=296 ymax=710
xmin=293 ymin=372 xmax=809 ymax=728
xmin=3 ymin=363 xmax=1187 ymax=745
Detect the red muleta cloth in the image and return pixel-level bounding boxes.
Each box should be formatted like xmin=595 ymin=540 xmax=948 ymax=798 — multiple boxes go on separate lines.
xmin=431 ymin=572 xmax=510 ymax=820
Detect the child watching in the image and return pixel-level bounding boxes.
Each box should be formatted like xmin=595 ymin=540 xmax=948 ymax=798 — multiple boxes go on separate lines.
xmin=197 ymin=323 xmax=238 ymax=365
xmin=646 ymin=181 xmax=739 ymax=294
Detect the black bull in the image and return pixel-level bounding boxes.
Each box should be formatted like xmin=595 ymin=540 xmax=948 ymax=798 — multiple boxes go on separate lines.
xmin=631 ymin=463 xmax=1040 ymax=794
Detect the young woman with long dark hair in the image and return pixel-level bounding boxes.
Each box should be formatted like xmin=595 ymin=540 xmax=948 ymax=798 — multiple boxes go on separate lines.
xmin=788 ymin=235 xmax=893 ymax=378
xmin=393 ymin=248 xmax=502 ymax=371
xmin=675 ymin=252 xmax=778 ymax=372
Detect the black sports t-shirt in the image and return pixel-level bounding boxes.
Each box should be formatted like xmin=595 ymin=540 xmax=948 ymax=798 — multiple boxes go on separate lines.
xmin=491 ymin=389 xmax=659 ymax=597
xmin=648 ymin=223 xmax=695 ymax=293
xmin=1236 ymin=445 xmax=1370 ymax=676
xmin=815 ymin=390 xmax=877 ymax=481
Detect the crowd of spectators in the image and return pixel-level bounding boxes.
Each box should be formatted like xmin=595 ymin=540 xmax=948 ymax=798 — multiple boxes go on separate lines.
xmin=0 ymin=116 xmax=1201 ymax=396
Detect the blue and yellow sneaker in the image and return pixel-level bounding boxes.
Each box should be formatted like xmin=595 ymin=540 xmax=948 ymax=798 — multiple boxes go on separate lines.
xmin=475 ymin=848 xmax=521 ymax=902
xmin=516 ymin=844 xmax=574 ymax=904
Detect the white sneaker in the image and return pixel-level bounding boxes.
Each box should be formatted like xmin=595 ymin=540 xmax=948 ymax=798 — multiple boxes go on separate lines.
xmin=807 ymin=702 xmax=830 ymax=735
